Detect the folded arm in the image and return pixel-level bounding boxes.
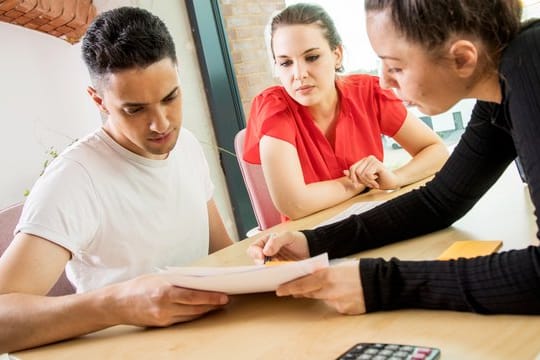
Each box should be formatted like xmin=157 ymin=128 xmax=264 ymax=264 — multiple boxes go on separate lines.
xmin=259 ymin=135 xmax=365 ymax=220
xmin=391 ymin=111 xmax=449 ymax=185
xmin=347 ymin=111 xmax=449 ymax=190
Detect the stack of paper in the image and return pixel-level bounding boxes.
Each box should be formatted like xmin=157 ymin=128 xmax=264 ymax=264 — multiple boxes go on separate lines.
xmin=158 ymin=253 xmax=329 ymax=294
xmin=315 ymin=201 xmax=384 ymax=228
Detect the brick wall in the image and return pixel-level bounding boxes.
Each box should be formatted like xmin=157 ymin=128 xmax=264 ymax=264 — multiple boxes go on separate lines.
xmin=219 ymin=0 xmax=285 ymax=121
xmin=0 ymin=0 xmax=96 ymax=44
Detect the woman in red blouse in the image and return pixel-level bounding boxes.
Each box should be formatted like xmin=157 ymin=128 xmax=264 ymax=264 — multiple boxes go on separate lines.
xmin=243 ymin=3 xmax=448 ymax=221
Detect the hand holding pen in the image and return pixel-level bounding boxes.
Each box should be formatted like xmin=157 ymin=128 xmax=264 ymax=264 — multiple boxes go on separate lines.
xmin=246 ymin=231 xmax=310 ymax=265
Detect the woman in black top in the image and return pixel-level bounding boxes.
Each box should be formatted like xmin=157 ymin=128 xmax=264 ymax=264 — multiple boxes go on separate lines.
xmin=248 ymin=0 xmax=540 ymax=315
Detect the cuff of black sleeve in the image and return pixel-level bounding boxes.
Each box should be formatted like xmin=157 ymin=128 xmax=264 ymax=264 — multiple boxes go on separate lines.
xmin=359 ymin=257 xmax=386 ymax=313
xmin=301 ymin=229 xmax=327 ymax=257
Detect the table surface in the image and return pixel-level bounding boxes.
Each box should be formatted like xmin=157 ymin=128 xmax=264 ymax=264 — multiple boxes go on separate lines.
xmin=14 ymin=166 xmax=540 ymax=360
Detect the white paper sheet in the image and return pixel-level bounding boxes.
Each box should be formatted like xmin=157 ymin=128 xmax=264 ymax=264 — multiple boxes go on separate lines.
xmin=158 ymin=253 xmax=329 ymax=294
xmin=314 ymin=201 xmax=384 ymax=228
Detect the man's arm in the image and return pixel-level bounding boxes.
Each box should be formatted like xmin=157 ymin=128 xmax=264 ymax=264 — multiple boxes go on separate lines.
xmin=207 ymin=199 xmax=233 ymax=253
xmin=0 ymin=233 xmax=228 ymax=353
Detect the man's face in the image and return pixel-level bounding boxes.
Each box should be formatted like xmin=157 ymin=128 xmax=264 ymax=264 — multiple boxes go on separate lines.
xmin=90 ymin=58 xmax=182 ymax=159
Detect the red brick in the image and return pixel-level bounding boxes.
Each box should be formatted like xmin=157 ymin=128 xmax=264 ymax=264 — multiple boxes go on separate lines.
xmin=49 ymin=0 xmax=77 ymax=28
xmin=27 ymin=15 xmax=49 ymax=26
xmin=36 ymin=0 xmax=49 ymax=13
xmin=23 ymin=21 xmax=38 ymax=29
xmin=4 ymin=8 xmax=23 ymax=17
xmin=12 ymin=14 xmax=33 ymax=24
xmin=64 ymin=1 xmax=95 ymax=44
xmin=37 ymin=22 xmax=53 ymax=31
xmin=220 ymin=0 xmax=285 ymax=113
xmin=66 ymin=0 xmax=90 ymax=28
xmin=0 ymin=0 xmax=20 ymax=12
xmin=48 ymin=28 xmax=61 ymax=36
xmin=41 ymin=0 xmax=63 ymax=21
xmin=55 ymin=24 xmax=73 ymax=34
xmin=15 ymin=0 xmax=36 ymax=12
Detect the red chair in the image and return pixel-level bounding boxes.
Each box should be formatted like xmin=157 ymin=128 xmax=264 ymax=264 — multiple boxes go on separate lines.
xmin=0 ymin=203 xmax=75 ymax=296
xmin=234 ymin=129 xmax=282 ymax=233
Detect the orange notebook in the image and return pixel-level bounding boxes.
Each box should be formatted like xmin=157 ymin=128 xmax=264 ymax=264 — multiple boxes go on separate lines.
xmin=437 ymin=240 xmax=503 ymax=260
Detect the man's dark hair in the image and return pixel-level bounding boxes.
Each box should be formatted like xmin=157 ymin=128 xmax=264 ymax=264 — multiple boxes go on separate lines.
xmin=82 ymin=6 xmax=177 ymax=86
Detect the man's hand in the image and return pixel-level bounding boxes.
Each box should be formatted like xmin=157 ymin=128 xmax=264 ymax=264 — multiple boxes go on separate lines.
xmin=107 ymin=274 xmax=229 ymax=327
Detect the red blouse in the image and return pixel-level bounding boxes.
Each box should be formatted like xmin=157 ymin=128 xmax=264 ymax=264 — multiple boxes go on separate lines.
xmin=243 ymin=74 xmax=407 ymax=184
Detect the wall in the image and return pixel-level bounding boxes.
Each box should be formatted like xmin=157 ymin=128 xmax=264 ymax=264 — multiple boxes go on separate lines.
xmin=0 ymin=0 xmax=238 ymax=240
xmin=220 ymin=0 xmax=284 ymax=118
xmin=0 ymin=22 xmax=98 ymax=207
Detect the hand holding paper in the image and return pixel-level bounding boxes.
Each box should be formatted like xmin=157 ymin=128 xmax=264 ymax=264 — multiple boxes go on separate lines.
xmin=247 ymin=231 xmax=310 ymax=264
xmin=158 ymin=253 xmax=329 ymax=295
xmin=276 ymin=259 xmax=366 ymax=315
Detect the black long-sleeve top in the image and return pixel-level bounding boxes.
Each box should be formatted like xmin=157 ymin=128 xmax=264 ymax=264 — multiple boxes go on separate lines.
xmin=301 ymin=21 xmax=540 ymax=314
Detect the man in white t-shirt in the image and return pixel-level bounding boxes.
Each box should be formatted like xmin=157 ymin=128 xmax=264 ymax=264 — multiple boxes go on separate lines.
xmin=0 ymin=7 xmax=233 ymax=353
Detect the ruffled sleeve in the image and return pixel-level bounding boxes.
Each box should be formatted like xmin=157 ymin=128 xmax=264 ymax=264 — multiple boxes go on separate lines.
xmin=243 ymin=86 xmax=296 ymax=164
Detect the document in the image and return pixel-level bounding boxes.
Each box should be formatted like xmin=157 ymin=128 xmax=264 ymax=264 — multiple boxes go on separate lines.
xmin=437 ymin=240 xmax=503 ymax=260
xmin=158 ymin=253 xmax=329 ymax=294
xmin=315 ymin=201 xmax=384 ymax=228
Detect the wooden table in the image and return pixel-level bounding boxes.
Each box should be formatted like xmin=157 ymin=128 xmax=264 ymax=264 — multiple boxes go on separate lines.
xmin=13 ymin=166 xmax=540 ymax=359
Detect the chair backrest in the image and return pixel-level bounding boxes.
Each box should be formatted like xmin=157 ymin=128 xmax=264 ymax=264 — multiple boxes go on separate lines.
xmin=234 ymin=129 xmax=282 ymax=231
xmin=0 ymin=203 xmax=75 ymax=296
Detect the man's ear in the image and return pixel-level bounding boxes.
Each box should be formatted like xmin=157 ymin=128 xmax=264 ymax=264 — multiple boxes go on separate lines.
xmin=448 ymin=40 xmax=478 ymax=78
xmin=87 ymin=86 xmax=109 ymax=114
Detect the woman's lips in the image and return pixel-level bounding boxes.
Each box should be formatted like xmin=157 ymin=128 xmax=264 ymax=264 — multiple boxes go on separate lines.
xmin=296 ymin=85 xmax=314 ymax=95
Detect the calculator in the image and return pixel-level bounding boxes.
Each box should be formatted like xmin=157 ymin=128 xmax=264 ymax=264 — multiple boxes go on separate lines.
xmin=336 ymin=342 xmax=441 ymax=360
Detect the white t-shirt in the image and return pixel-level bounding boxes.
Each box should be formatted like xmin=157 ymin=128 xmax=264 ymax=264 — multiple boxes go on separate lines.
xmin=16 ymin=128 xmax=213 ymax=293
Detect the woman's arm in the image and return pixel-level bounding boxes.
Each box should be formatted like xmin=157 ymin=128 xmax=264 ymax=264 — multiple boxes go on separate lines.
xmin=259 ymin=135 xmax=365 ymax=220
xmin=304 ymin=101 xmax=517 ymax=258
xmin=391 ymin=111 xmax=449 ymax=186
xmin=346 ymin=111 xmax=448 ymax=191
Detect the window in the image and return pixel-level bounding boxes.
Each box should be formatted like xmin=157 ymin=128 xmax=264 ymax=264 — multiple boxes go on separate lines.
xmin=523 ymin=0 xmax=540 ymax=19
xmin=284 ymin=0 xmax=537 ymax=167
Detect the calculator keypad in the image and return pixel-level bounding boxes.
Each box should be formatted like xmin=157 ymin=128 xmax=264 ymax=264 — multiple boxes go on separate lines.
xmin=337 ymin=343 xmax=440 ymax=360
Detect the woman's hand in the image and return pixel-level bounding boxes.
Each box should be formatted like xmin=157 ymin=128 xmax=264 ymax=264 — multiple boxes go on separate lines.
xmin=276 ymin=260 xmax=366 ymax=315
xmin=246 ymin=231 xmax=310 ymax=264
xmin=345 ymin=155 xmax=401 ymax=190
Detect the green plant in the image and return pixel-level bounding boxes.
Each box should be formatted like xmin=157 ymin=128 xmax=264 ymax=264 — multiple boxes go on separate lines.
xmin=23 ymin=146 xmax=59 ymax=197
xmin=199 ymin=140 xmax=237 ymax=158
xmin=24 ymin=139 xmax=77 ymax=197
xmin=40 ymin=146 xmax=59 ymax=176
